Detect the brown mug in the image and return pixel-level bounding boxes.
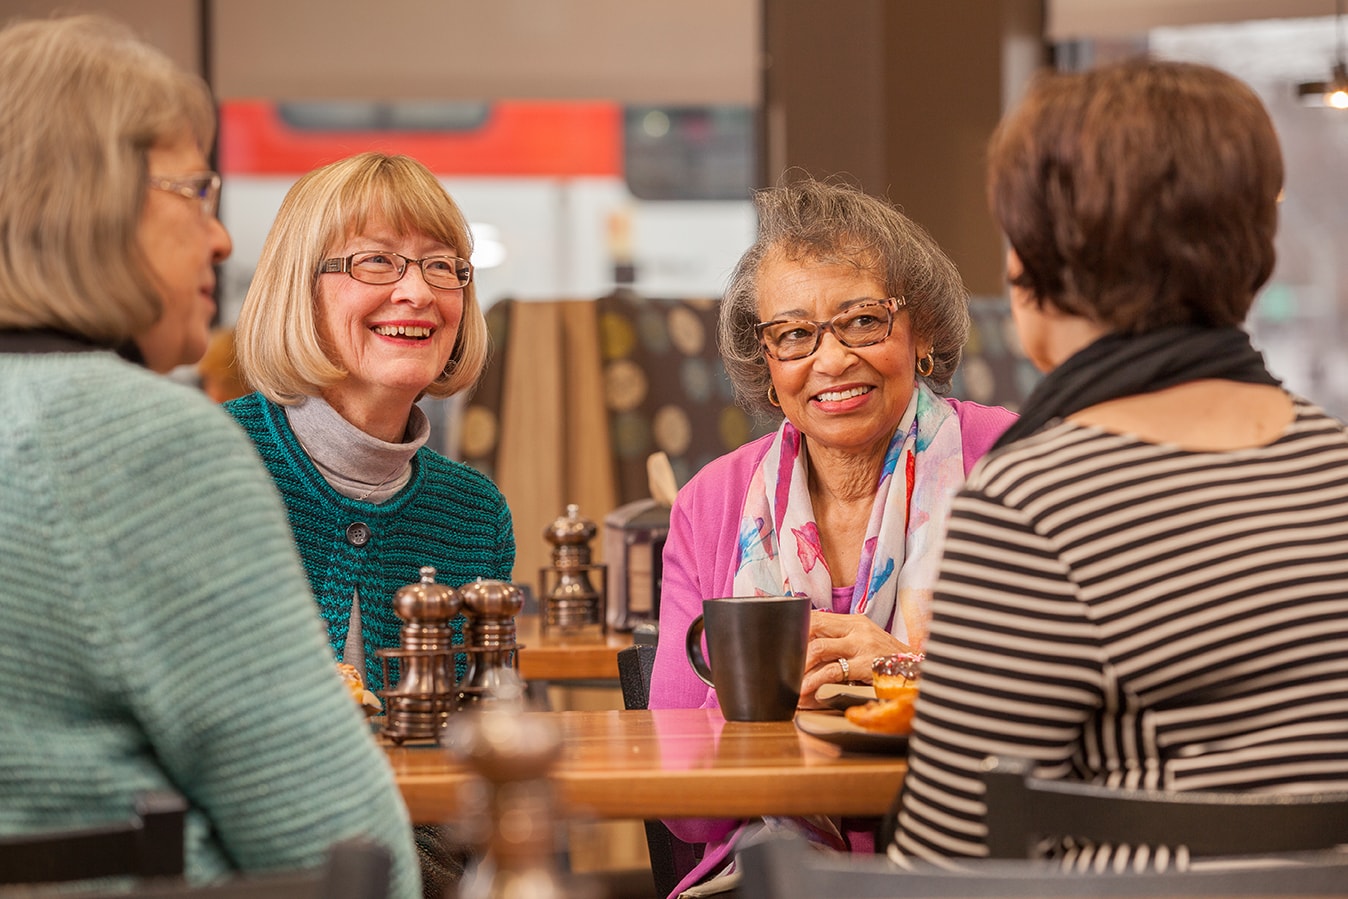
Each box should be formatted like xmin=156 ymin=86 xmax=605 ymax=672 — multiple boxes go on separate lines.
xmin=685 ymin=596 xmax=810 ymax=722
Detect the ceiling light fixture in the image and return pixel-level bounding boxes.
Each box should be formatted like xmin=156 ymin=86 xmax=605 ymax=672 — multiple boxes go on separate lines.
xmin=1297 ymin=0 xmax=1348 ymax=108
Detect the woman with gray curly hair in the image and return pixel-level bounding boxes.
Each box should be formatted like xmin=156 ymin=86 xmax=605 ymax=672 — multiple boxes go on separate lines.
xmin=648 ymin=178 xmax=1014 ymax=897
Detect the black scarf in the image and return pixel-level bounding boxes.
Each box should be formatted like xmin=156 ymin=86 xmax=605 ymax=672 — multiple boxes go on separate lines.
xmin=992 ymin=326 xmax=1280 ymax=450
xmin=0 ymin=328 xmax=144 ymax=365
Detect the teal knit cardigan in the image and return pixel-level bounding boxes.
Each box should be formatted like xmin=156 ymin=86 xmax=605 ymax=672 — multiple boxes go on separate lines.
xmin=226 ymin=393 xmax=516 ymax=691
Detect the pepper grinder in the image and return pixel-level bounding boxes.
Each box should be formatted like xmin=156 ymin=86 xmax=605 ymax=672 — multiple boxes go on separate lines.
xmin=443 ymin=695 xmax=594 ymax=899
xmin=457 ymin=578 xmax=526 ymax=706
xmin=377 ymin=566 xmax=461 ymax=744
xmin=539 ymin=504 xmax=608 ymax=634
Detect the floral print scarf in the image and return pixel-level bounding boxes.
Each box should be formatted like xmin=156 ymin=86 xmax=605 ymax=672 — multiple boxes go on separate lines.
xmin=731 ymin=382 xmax=965 ymax=649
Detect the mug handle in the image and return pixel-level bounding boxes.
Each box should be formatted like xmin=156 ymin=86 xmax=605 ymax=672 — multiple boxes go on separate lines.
xmin=685 ymin=614 xmax=714 ymax=687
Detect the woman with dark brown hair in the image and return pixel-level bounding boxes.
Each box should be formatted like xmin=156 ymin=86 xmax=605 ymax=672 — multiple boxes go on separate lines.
xmin=889 ymin=57 xmax=1348 ymax=866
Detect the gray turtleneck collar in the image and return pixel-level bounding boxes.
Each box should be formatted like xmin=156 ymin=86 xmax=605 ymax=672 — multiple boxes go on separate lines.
xmin=284 ymin=396 xmax=430 ymax=504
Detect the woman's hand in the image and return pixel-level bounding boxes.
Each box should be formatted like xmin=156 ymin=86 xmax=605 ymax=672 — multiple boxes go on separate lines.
xmin=799 ymin=610 xmax=910 ymax=706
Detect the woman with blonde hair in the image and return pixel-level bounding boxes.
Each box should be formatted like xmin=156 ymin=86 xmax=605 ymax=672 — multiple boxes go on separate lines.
xmin=0 ymin=15 xmax=419 ymax=895
xmin=227 ymin=151 xmax=514 ymax=896
xmin=229 ymin=150 xmax=511 ymax=694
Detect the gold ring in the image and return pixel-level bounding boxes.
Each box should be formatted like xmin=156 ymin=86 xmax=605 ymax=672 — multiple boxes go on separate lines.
xmin=838 ymin=658 xmax=850 ymax=681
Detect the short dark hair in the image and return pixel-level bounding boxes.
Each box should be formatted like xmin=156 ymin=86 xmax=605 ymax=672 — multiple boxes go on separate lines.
xmin=987 ymin=57 xmax=1283 ymax=333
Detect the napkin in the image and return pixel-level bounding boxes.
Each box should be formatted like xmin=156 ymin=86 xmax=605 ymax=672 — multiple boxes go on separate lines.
xmin=647 ymin=451 xmax=679 ymax=507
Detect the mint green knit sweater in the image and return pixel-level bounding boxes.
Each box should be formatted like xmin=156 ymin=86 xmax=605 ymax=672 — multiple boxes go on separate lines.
xmin=226 ymin=393 xmax=516 ymax=692
xmin=0 ymin=350 xmax=419 ymax=897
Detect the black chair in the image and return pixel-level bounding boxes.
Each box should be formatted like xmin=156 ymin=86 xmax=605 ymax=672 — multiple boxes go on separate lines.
xmin=617 ymin=643 xmax=702 ymax=898
xmin=981 ymin=755 xmax=1348 ymax=860
xmin=0 ymin=790 xmax=186 ymax=885
xmin=617 ymin=642 xmax=657 ymax=711
xmin=63 ymin=838 xmax=392 ymax=899
xmin=736 ymin=832 xmax=1348 ymax=899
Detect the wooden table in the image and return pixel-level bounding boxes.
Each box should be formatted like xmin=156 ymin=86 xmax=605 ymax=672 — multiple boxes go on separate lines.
xmin=513 ymin=613 xmax=633 ymax=682
xmin=386 ymin=707 xmax=907 ymax=824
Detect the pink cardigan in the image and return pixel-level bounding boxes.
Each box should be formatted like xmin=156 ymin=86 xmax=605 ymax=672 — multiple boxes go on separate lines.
xmin=648 ymin=398 xmax=1016 ymax=896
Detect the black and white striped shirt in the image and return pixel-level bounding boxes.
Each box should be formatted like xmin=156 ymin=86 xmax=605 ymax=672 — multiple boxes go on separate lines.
xmin=891 ymin=397 xmax=1348 ymax=864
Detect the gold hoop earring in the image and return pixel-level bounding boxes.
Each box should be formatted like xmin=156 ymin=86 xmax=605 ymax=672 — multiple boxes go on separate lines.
xmin=916 ymin=352 xmax=935 ymax=378
xmin=767 ymin=384 xmax=781 ymax=407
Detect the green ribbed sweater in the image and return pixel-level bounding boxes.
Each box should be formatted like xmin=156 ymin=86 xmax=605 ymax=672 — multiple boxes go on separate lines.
xmin=0 ymin=350 xmax=419 ymax=897
xmin=225 ymin=393 xmax=516 ymax=692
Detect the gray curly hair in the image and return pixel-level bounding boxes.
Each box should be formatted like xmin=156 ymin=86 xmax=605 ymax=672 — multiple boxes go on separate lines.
xmin=719 ymin=178 xmax=970 ymax=418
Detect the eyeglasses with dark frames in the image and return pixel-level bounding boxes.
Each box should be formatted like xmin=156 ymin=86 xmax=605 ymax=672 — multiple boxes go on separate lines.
xmin=317 ymin=251 xmax=473 ymax=290
xmin=147 ymin=171 xmax=222 ymax=218
xmin=754 ymin=297 xmax=906 ymax=361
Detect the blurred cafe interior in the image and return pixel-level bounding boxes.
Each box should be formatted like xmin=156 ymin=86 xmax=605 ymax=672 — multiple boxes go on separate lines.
xmin=7 ymin=0 xmax=1342 ymax=592
xmin=5 ymin=0 xmax=1346 ymax=889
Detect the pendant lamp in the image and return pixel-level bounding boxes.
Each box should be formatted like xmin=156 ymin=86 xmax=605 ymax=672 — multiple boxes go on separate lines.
xmin=1297 ymin=0 xmax=1348 ymax=108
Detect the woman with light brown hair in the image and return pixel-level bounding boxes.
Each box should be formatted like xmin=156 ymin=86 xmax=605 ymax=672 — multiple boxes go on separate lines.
xmin=0 ymin=15 xmax=419 ymax=895
xmin=890 ymin=56 xmax=1348 ymax=866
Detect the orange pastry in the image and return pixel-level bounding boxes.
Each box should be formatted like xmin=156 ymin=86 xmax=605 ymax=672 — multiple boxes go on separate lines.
xmin=336 ymin=662 xmax=382 ymax=714
xmin=844 ymin=651 xmax=923 ymax=734
xmin=844 ymin=687 xmax=919 ymax=734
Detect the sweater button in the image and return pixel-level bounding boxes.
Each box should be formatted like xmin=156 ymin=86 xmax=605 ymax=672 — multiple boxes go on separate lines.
xmin=346 ymin=522 xmax=371 ymax=547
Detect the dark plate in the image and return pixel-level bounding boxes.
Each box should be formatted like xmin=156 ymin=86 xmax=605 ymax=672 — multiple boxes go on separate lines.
xmin=814 ymin=682 xmax=877 ymax=710
xmin=794 ymin=710 xmax=910 ymax=755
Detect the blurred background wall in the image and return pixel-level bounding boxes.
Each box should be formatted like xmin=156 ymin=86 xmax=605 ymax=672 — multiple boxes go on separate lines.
xmin=5 ymin=0 xmax=1344 ymax=577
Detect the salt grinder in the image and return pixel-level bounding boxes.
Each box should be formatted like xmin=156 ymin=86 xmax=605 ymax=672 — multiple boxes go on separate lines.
xmin=539 ymin=504 xmax=608 ymax=634
xmin=457 ymin=578 xmax=526 ymax=706
xmin=377 ymin=566 xmax=461 ymax=744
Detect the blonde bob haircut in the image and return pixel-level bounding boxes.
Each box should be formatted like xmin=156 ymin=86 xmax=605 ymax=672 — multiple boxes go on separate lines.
xmin=235 ymin=152 xmax=487 ymax=404
xmin=0 ymin=14 xmax=215 ymax=341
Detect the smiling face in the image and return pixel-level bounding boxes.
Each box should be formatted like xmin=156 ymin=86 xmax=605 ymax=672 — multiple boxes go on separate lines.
xmin=315 ymin=218 xmax=464 ymax=436
xmin=758 ymin=250 xmax=924 ymax=457
xmin=134 ymin=133 xmax=232 ymax=372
